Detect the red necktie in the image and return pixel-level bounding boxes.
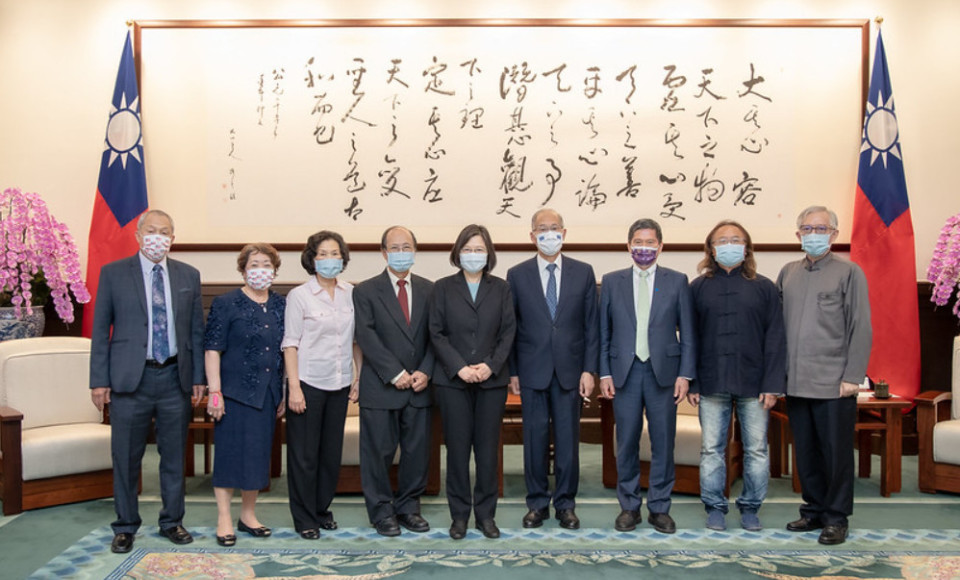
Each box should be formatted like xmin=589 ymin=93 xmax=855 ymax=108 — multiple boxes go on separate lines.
xmin=397 ymin=279 xmax=410 ymax=325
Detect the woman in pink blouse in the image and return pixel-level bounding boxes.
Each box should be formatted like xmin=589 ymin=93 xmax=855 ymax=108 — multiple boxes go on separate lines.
xmin=282 ymin=230 xmax=361 ymax=540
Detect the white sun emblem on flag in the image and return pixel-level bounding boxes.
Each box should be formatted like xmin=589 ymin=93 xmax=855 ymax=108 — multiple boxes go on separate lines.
xmin=103 ymin=92 xmax=143 ymax=169
xmin=859 ymin=90 xmax=902 ymax=169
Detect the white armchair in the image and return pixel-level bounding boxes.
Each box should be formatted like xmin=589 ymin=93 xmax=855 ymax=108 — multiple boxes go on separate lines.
xmin=917 ymin=335 xmax=960 ymax=493
xmin=0 ymin=337 xmax=113 ymax=515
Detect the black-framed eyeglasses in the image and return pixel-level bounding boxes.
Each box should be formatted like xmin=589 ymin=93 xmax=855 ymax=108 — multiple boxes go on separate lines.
xmin=798 ymin=225 xmax=835 ymax=235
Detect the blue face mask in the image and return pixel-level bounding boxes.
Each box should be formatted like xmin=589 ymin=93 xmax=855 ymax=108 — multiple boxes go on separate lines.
xmin=459 ymin=253 xmax=487 ymax=274
xmin=801 ymin=233 xmax=831 ymax=258
xmin=714 ymin=244 xmax=745 ymax=268
xmin=386 ymin=251 xmax=415 ymax=273
xmin=314 ymin=258 xmax=343 ymax=279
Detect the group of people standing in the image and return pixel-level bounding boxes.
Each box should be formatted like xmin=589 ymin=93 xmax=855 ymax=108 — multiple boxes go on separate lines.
xmin=89 ymin=203 xmax=870 ymax=554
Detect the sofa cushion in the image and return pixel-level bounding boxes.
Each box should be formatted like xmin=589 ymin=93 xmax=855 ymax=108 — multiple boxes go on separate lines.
xmin=933 ymin=419 xmax=960 ymax=465
xmin=21 ymin=423 xmax=112 ymax=481
xmin=640 ymin=414 xmax=702 ymax=465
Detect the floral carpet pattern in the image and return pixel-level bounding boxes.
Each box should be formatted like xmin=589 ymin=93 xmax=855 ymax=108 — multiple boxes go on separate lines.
xmin=29 ymin=527 xmax=960 ymax=580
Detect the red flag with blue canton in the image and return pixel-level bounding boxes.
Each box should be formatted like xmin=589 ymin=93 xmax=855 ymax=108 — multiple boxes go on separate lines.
xmin=851 ymin=30 xmax=920 ymax=401
xmin=82 ymin=32 xmax=149 ymax=337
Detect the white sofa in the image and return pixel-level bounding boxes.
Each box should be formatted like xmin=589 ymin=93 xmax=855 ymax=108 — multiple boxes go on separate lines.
xmin=917 ymin=335 xmax=960 ymax=493
xmin=0 ymin=337 xmax=113 ymax=515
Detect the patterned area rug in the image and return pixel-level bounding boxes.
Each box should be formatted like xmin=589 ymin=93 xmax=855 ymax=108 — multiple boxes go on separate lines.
xmin=30 ymin=527 xmax=960 ymax=579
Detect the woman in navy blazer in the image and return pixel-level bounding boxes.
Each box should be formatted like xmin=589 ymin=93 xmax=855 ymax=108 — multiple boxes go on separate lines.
xmin=429 ymin=224 xmax=516 ymax=540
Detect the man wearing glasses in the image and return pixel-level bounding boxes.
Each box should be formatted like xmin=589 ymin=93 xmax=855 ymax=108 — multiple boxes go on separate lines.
xmin=777 ymin=206 xmax=872 ymax=545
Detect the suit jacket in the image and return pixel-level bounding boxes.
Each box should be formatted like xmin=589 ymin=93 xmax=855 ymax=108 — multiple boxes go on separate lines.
xmin=89 ymin=254 xmax=205 ymax=393
xmin=353 ymin=270 xmax=435 ymax=409
xmin=507 ymin=255 xmax=599 ymax=390
xmin=599 ymin=265 xmax=696 ymax=388
xmin=428 ymin=271 xmax=516 ymax=389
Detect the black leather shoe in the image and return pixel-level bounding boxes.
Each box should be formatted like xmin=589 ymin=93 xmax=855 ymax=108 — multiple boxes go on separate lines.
xmin=375 ymin=515 xmax=401 ymax=537
xmin=786 ymin=517 xmax=823 ymax=532
xmin=818 ymin=524 xmax=848 ymax=545
xmin=318 ymin=518 xmax=338 ymax=530
xmin=238 ymin=519 xmax=272 ymax=537
xmin=111 ymin=532 xmax=134 ymax=554
xmin=522 ymin=508 xmax=549 ymax=529
xmin=299 ymin=528 xmax=320 ymax=540
xmin=449 ymin=519 xmax=467 ymax=540
xmin=614 ymin=509 xmax=640 ymax=532
xmin=476 ymin=519 xmax=500 ymax=539
xmin=648 ymin=512 xmax=677 ymax=534
xmin=216 ymin=533 xmax=236 ymax=547
xmin=159 ymin=525 xmax=193 ymax=545
xmin=397 ymin=513 xmax=430 ymax=533
xmin=556 ymin=509 xmax=580 ymax=530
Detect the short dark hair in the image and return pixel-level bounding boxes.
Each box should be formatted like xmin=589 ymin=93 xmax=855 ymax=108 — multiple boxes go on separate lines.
xmin=380 ymin=225 xmax=418 ymax=250
xmin=236 ymin=243 xmax=281 ymax=274
xmin=627 ymin=218 xmax=663 ymax=244
xmin=300 ymin=230 xmax=350 ymax=275
xmin=449 ymin=224 xmax=497 ymax=273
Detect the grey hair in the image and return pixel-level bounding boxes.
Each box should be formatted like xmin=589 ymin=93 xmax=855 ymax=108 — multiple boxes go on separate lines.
xmin=137 ymin=209 xmax=176 ymax=233
xmin=796 ymin=206 xmax=838 ymax=230
xmin=530 ymin=207 xmax=564 ymax=230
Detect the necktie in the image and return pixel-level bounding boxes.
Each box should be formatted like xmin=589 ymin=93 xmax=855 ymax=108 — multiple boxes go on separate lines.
xmin=397 ymin=279 xmax=410 ymax=325
xmin=635 ymin=270 xmax=650 ymax=362
xmin=545 ymin=263 xmax=558 ymax=320
xmin=152 ymin=264 xmax=170 ymax=363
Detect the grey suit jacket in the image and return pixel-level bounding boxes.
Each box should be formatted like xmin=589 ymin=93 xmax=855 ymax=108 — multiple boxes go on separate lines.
xmin=89 ymin=254 xmax=205 ymax=393
xmin=353 ymin=270 xmax=435 ymax=409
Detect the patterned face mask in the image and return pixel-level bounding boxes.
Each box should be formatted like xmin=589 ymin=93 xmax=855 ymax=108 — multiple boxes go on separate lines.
xmin=140 ymin=234 xmax=171 ymax=262
xmin=245 ymin=268 xmax=275 ymax=290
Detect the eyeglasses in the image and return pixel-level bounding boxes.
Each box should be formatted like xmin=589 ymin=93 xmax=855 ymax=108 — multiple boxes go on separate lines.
xmin=534 ymin=225 xmax=563 ymax=233
xmin=712 ymin=237 xmax=746 ymax=246
xmin=460 ymin=247 xmax=487 ymax=254
xmin=798 ymin=225 xmax=835 ymax=235
xmin=386 ymin=245 xmax=414 ymax=253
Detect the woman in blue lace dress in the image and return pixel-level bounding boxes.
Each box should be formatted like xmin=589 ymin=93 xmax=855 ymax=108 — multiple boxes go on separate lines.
xmin=204 ymin=244 xmax=285 ymax=546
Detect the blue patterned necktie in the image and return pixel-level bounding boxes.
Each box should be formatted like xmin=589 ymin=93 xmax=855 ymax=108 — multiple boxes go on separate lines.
xmin=545 ymin=263 xmax=558 ymax=320
xmin=152 ymin=264 xmax=170 ymax=363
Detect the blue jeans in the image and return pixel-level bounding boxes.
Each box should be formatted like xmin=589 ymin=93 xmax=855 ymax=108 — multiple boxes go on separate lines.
xmin=698 ymin=393 xmax=769 ymax=514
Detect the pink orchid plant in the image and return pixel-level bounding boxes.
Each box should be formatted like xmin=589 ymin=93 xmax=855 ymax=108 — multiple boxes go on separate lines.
xmin=0 ymin=187 xmax=90 ymax=323
xmin=927 ymin=213 xmax=960 ymax=319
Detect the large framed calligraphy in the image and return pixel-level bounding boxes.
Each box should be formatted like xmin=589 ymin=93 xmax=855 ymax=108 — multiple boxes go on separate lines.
xmin=133 ymin=19 xmax=868 ymax=249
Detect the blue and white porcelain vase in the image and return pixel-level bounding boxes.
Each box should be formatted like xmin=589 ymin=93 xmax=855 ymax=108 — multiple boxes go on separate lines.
xmin=0 ymin=306 xmax=45 ymax=341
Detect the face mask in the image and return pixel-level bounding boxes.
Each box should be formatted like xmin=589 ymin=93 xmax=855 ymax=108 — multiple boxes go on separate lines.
xmin=460 ymin=253 xmax=487 ymax=274
xmin=387 ymin=251 xmax=415 ymax=273
xmin=801 ymin=233 xmax=831 ymax=258
xmin=630 ymin=246 xmax=658 ymax=267
xmin=714 ymin=244 xmax=745 ymax=268
xmin=315 ymin=258 xmax=343 ymax=279
xmin=245 ymin=268 xmax=275 ymax=291
xmin=536 ymin=231 xmax=563 ymax=257
xmin=141 ymin=234 xmax=172 ymax=262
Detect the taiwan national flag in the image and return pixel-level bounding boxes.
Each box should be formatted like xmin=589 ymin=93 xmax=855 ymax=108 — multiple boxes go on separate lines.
xmin=851 ymin=30 xmax=920 ymax=401
xmin=82 ymin=32 xmax=149 ymax=338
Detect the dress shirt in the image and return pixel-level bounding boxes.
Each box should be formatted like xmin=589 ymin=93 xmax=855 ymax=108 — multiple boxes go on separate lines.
xmin=282 ymin=276 xmax=355 ymax=391
xmin=138 ymin=251 xmax=177 ymax=360
xmin=537 ymin=253 xmax=563 ymax=296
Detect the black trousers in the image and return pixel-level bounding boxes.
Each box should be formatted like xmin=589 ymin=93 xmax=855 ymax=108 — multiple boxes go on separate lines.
xmin=786 ymin=394 xmax=857 ymax=526
xmin=286 ymin=383 xmax=349 ymax=532
xmin=521 ymin=374 xmax=582 ymax=512
xmin=436 ymin=384 xmax=507 ymax=522
xmin=359 ymin=405 xmax=432 ymax=524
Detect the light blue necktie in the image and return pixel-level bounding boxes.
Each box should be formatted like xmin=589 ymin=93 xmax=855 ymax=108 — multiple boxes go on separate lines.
xmin=635 ymin=270 xmax=650 ymax=362
xmin=152 ymin=264 xmax=170 ymax=363
xmin=545 ymin=263 xmax=558 ymax=320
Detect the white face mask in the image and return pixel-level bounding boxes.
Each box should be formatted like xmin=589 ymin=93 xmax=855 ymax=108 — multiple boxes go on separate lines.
xmin=140 ymin=234 xmax=172 ymax=262
xmin=245 ymin=268 xmax=275 ymax=291
xmin=535 ymin=231 xmax=563 ymax=257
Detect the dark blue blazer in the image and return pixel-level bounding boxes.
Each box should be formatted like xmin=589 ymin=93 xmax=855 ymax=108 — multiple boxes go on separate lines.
xmin=507 ymin=256 xmax=599 ymax=391
xmin=599 ymin=265 xmax=696 ymax=388
xmin=89 ymin=254 xmax=205 ymax=393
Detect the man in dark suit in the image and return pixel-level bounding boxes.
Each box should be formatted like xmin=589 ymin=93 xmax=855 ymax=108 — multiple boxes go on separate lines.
xmin=90 ymin=209 xmax=205 ymax=554
xmin=599 ymin=218 xmax=696 ymax=534
xmin=507 ymin=208 xmax=598 ymax=530
xmin=353 ymin=226 xmax=435 ymax=537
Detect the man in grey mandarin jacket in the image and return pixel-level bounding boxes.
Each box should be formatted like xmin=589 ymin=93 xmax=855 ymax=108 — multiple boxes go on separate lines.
xmin=777 ymin=205 xmax=871 ymax=546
